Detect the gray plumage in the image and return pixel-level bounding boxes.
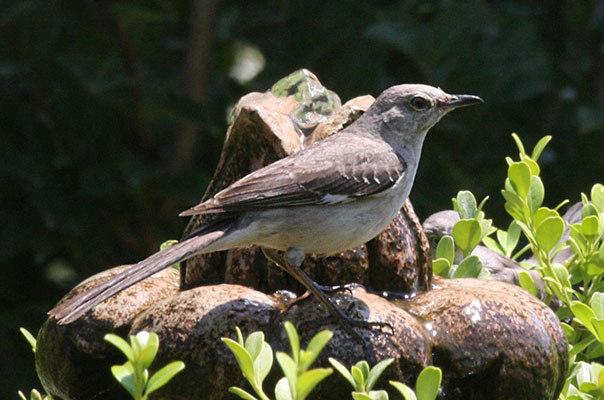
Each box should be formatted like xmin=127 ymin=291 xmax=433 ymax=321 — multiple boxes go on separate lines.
xmin=49 ymin=84 xmax=482 ymax=325
xmin=180 ymin=135 xmax=405 ymax=214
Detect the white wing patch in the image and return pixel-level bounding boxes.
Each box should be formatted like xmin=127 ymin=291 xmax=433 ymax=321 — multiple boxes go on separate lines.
xmin=320 ymin=194 xmax=351 ymax=204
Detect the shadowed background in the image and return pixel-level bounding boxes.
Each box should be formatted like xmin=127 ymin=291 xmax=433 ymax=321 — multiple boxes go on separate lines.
xmin=2 ymin=0 xmax=603 ymax=396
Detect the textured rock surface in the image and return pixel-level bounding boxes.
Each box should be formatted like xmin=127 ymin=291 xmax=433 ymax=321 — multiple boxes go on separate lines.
xmin=403 ymin=277 xmax=568 ymax=400
xmin=36 ymin=266 xmax=179 ymax=400
xmin=127 ymin=285 xmax=431 ymax=400
xmin=37 ymin=276 xmax=566 ymax=400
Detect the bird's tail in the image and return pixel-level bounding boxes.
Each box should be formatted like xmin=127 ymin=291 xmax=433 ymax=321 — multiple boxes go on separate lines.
xmin=48 ymin=223 xmax=231 ymax=325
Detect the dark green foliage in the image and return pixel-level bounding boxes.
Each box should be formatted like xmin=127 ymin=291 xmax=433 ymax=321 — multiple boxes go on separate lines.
xmin=2 ymin=0 xmax=603 ymax=396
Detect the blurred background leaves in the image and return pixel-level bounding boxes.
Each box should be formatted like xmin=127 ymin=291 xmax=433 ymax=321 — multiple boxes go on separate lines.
xmin=1 ymin=0 xmax=603 ymax=395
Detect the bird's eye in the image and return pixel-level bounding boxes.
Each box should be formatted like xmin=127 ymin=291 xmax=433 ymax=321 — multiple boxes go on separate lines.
xmin=410 ymin=96 xmax=430 ymax=111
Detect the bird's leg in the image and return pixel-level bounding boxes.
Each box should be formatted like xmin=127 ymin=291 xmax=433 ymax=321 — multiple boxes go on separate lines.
xmin=262 ymin=247 xmax=392 ymax=343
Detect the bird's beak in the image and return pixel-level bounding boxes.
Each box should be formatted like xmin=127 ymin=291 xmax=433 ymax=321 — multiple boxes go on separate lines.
xmin=440 ymin=94 xmax=484 ymax=110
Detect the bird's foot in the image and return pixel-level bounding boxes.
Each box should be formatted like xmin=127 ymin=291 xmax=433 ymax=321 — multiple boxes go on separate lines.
xmin=299 ymin=311 xmax=394 ymax=352
xmin=284 ymin=284 xmax=355 ymax=310
xmin=299 ymin=295 xmax=394 ymax=339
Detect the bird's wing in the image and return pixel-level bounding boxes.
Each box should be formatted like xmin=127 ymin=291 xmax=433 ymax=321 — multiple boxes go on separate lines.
xmin=180 ymin=134 xmax=405 ymax=216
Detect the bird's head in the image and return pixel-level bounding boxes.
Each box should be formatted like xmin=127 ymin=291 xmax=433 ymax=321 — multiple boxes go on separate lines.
xmin=362 ymin=84 xmax=483 ymax=139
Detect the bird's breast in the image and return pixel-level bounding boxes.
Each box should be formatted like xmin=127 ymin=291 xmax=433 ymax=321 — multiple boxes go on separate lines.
xmin=232 ymin=185 xmax=408 ymax=255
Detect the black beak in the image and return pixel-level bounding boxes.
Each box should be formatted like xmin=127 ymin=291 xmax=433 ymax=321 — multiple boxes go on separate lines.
xmin=440 ymin=94 xmax=484 ymax=110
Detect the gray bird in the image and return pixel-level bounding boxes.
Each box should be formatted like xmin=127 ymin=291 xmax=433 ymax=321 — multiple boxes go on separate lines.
xmin=49 ymin=84 xmax=483 ymax=333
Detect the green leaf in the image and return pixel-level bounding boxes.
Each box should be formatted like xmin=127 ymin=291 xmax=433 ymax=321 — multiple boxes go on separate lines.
xmin=283 ymin=322 xmax=300 ymax=364
xmin=352 ymin=393 xmax=373 ymax=400
xmin=594 ymin=363 xmax=604 ymax=388
xmin=254 ymin=342 xmax=273 ymax=386
xmin=528 ymin=175 xmax=544 ymax=211
xmin=569 ymin=229 xmax=587 ymax=255
xmin=535 ymin=216 xmax=564 ymax=253
xmin=565 ymin=383 xmax=589 ymax=399
xmin=367 ymin=390 xmax=389 ymax=400
xmin=130 ymin=331 xmax=159 ymax=368
xmin=533 ymin=208 xmax=559 ymax=229
xmin=415 ymin=366 xmax=441 ymax=400
xmin=129 ymin=338 xmax=141 ymax=362
xmin=553 ymin=264 xmax=571 ymax=287
xmin=452 ymin=219 xmax=482 ymax=256
xmin=453 ymin=256 xmax=483 ymax=278
xmin=502 ymin=190 xmax=527 ymax=222
xmin=236 ymin=327 xmax=245 ymax=345
xmin=570 ymin=302 xmax=597 ymax=335
xmin=229 ymin=386 xmax=260 ymax=400
xmin=542 ymin=277 xmax=564 ymax=302
xmin=105 ymin=334 xmax=135 ymax=362
xmin=592 ymin=184 xmax=604 ymax=212
xmin=477 ymin=196 xmax=490 ymax=211
xmin=561 ymin=322 xmax=576 ymax=342
xmin=276 ymin=352 xmax=297 ymax=399
xmin=302 ymin=330 xmax=333 ymax=372
xmin=599 ymin=242 xmax=604 ymax=262
xmin=577 ymin=362 xmax=597 ymax=392
xmin=389 ymin=381 xmax=417 ymax=400
xmin=581 ymin=216 xmax=600 ymax=238
xmin=518 ymin=271 xmax=538 ymax=296
xmin=523 ymin=159 xmax=540 ymax=176
xmin=20 ymin=328 xmax=37 ymax=353
xmin=477 ymin=214 xmax=493 ymax=240
xmin=506 ymin=221 xmax=522 ymax=255
xmin=353 ymin=391 xmax=389 ymax=400
xmin=366 ymin=358 xmax=394 ymax=392
xmin=222 ymin=338 xmax=255 ymax=383
xmin=296 ymin=368 xmax=333 ymax=400
xmin=591 ymin=293 xmax=604 ymax=320
xmin=275 ymin=377 xmax=293 ymax=400
xmin=435 ymin=236 xmax=455 ymax=265
xmin=455 ymin=191 xmax=478 ymax=219
xmin=137 ymin=332 xmax=159 ymax=369
xmin=329 ymin=358 xmax=356 ymax=389
xmin=160 ymin=240 xmax=178 ymax=251
xmin=245 ymin=331 xmax=264 ymax=361
xmin=531 ymin=136 xmax=552 ymax=161
xmin=586 ymin=258 xmax=604 ymax=276
xmin=496 ymin=230 xmax=508 ymax=250
xmin=477 ymin=268 xmax=491 ymax=279
xmin=19 ymin=389 xmax=49 ymax=400
xmin=591 ymin=319 xmax=604 ymax=343
xmin=352 ymin=366 xmax=365 ymax=391
xmin=582 ymin=204 xmax=599 ymax=218
xmin=511 ymin=133 xmax=526 ymax=156
xmin=432 ymin=258 xmax=450 ymax=276
xmin=111 ymin=363 xmax=137 ymax=398
xmin=355 ymin=360 xmax=370 ymax=383
xmin=482 ymin=236 xmax=504 ymax=254
xmin=508 ymin=162 xmax=531 ymax=198
xmin=159 ymin=240 xmax=181 ymax=269
xmin=145 ymin=361 xmax=185 ymax=396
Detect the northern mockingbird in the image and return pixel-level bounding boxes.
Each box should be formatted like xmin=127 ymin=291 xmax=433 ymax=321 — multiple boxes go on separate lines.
xmin=49 ymin=84 xmax=482 ymax=333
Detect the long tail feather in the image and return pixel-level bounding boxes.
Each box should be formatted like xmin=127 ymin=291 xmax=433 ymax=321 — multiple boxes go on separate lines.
xmin=49 ymin=226 xmax=229 ymax=325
